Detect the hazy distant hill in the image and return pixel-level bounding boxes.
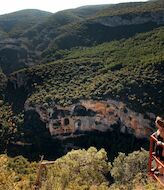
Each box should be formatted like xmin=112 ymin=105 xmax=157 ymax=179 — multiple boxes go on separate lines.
xmin=94 ymin=0 xmax=164 ymax=17
xmin=0 ymin=5 xmax=112 ymax=74
xmin=69 ymin=4 xmax=111 ymax=18
xmin=23 ymin=0 xmax=164 ymax=63
xmin=0 ymin=0 xmax=163 ymax=74
xmin=22 ymin=5 xmax=112 ymax=50
xmin=0 ymin=9 xmax=52 ymax=38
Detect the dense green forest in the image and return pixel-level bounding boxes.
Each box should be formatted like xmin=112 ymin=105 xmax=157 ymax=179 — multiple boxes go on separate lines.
xmin=12 ymin=27 xmax=164 ymax=114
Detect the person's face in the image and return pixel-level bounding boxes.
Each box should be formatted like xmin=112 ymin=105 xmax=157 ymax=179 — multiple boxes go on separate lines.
xmin=156 ymin=117 xmax=164 ymax=134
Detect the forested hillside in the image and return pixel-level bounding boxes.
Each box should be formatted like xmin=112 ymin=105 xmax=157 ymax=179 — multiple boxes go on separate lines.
xmin=0 ymin=9 xmax=52 ymax=38
xmin=0 ymin=0 xmax=163 ymax=74
xmin=10 ymin=27 xmax=164 ymax=114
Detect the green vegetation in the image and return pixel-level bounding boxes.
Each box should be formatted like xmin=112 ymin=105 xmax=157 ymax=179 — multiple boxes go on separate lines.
xmin=0 ymin=154 xmax=37 ymax=190
xmin=0 ymin=70 xmax=7 ymax=96
xmin=71 ymin=4 xmax=111 ymax=18
xmin=41 ymin=147 xmax=111 ymax=190
xmin=0 ymin=1 xmax=164 ymax=188
xmin=0 ymin=0 xmax=163 ymax=75
xmin=15 ymin=27 xmax=164 ymax=114
xmin=94 ymin=0 xmax=164 ymax=18
xmin=20 ymin=0 xmax=164 ymax=59
xmin=0 ymin=147 xmax=162 ymax=190
xmin=0 ymin=102 xmax=24 ymax=153
xmin=0 ymin=103 xmax=14 ymax=152
xmin=0 ymin=9 xmax=52 ymax=38
xmin=40 ymin=148 xmax=162 ymax=190
xmin=111 ymin=150 xmax=148 ymax=185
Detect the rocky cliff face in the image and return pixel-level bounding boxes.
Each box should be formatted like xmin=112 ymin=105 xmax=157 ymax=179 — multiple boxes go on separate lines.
xmin=95 ymin=11 xmax=164 ymax=27
xmin=25 ymin=99 xmax=155 ymax=139
xmin=0 ymin=38 xmax=39 ymax=74
xmin=7 ymin=70 xmax=155 ymax=140
xmin=9 ymin=71 xmax=29 ymax=89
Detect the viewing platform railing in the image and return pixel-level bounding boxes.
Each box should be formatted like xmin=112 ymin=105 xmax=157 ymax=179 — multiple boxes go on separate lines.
xmin=148 ymin=132 xmax=164 ymax=187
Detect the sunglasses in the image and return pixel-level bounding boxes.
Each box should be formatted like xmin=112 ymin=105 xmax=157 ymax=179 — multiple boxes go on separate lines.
xmin=156 ymin=119 xmax=164 ymax=128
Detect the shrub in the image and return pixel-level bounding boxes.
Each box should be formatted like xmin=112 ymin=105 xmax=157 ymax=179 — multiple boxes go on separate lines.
xmin=41 ymin=147 xmax=111 ymax=190
xmin=0 ymin=154 xmax=37 ymax=190
xmin=111 ymin=149 xmax=149 ymax=185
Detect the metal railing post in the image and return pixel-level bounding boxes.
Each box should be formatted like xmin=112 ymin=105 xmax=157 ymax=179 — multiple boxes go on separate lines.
xmin=148 ymin=135 xmax=153 ymax=175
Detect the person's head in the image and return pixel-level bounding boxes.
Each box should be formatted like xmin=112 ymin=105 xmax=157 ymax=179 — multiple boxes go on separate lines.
xmin=156 ymin=115 xmax=164 ymax=133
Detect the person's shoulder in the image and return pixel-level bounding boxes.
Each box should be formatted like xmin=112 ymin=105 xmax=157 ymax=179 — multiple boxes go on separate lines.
xmin=157 ymin=130 xmax=160 ymax=135
xmin=154 ymin=130 xmax=160 ymax=137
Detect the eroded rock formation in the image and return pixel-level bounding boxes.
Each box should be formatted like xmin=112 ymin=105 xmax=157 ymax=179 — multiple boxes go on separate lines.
xmin=25 ymin=99 xmax=155 ymax=139
xmin=96 ymin=11 xmax=164 ymax=27
xmin=0 ymin=38 xmax=39 ymax=74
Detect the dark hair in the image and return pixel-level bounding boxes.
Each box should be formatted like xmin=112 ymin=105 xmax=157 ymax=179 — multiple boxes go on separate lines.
xmin=156 ymin=115 xmax=164 ymax=128
xmin=157 ymin=119 xmax=164 ymax=128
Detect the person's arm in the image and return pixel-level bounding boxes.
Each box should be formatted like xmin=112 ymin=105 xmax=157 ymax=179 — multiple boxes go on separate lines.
xmin=157 ymin=141 xmax=164 ymax=146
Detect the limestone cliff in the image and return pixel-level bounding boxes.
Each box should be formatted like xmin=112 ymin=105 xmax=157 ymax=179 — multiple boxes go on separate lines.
xmin=0 ymin=38 xmax=39 ymax=74
xmin=95 ymin=11 xmax=164 ymax=27
xmin=25 ymin=99 xmax=155 ymax=139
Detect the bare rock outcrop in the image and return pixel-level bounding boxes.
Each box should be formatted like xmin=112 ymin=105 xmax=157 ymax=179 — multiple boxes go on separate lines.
xmin=0 ymin=38 xmax=39 ymax=74
xmin=25 ymin=99 xmax=154 ymax=139
xmin=95 ymin=11 xmax=164 ymax=27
